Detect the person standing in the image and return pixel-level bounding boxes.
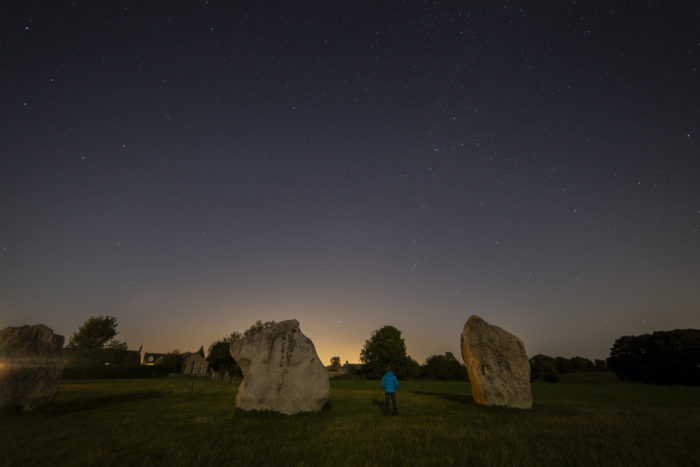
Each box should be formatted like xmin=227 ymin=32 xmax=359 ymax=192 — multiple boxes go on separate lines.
xmin=382 ymin=367 xmax=399 ymax=415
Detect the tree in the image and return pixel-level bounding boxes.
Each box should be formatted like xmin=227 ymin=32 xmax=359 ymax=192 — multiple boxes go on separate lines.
xmin=608 ymin=329 xmax=700 ymax=385
xmin=330 ymin=356 xmax=341 ymax=368
xmin=404 ymin=356 xmax=423 ymax=379
xmin=554 ymin=356 xmax=573 ymax=373
xmin=594 ymin=359 xmax=608 ymax=371
xmin=155 ymin=350 xmax=184 ymax=372
xmin=529 ymin=354 xmax=559 ymax=383
xmin=569 ymin=356 xmax=595 ymax=372
xmin=206 ymin=321 xmax=277 ymax=377
xmin=197 ymin=345 xmax=205 ymax=357
xmin=65 ymin=316 xmax=127 ymax=365
xmin=67 ymin=316 xmax=119 ymax=350
xmin=360 ymin=325 xmax=411 ymax=379
xmin=206 ymin=331 xmax=243 ymax=377
xmin=423 ymin=352 xmax=468 ymax=380
xmin=103 ymin=339 xmax=128 ymax=364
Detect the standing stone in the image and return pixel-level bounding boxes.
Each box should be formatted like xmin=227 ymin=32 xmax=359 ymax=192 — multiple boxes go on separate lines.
xmin=460 ymin=315 xmax=532 ymax=409
xmin=230 ymin=319 xmax=329 ymax=415
xmin=0 ymin=325 xmax=64 ymax=412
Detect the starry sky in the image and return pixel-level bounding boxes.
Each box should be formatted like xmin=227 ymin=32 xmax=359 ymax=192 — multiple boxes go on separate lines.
xmin=1 ymin=1 xmax=698 ymax=364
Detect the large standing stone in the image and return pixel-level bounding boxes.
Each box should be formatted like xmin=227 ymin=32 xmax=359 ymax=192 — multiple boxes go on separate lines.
xmin=230 ymin=319 xmax=329 ymax=415
xmin=460 ymin=315 xmax=532 ymax=409
xmin=0 ymin=325 xmax=64 ymax=412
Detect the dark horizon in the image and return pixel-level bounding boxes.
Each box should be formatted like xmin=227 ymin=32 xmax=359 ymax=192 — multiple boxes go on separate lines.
xmin=1 ymin=2 xmax=698 ymax=364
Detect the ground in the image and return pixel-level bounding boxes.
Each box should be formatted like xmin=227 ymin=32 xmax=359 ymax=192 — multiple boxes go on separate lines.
xmin=1 ymin=375 xmax=698 ymax=466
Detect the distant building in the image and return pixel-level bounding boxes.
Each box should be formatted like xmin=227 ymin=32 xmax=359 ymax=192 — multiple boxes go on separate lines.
xmin=181 ymin=352 xmax=209 ymax=376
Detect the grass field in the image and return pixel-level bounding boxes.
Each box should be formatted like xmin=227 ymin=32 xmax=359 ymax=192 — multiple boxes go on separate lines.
xmin=1 ymin=376 xmax=698 ymax=466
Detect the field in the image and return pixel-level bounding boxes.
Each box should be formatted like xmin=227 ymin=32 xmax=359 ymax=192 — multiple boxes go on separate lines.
xmin=1 ymin=375 xmax=699 ymax=466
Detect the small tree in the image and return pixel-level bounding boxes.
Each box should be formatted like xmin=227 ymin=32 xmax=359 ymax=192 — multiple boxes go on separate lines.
xmin=423 ymin=352 xmax=467 ymax=380
xmin=67 ymin=316 xmax=119 ymax=350
xmin=206 ymin=331 xmax=243 ymax=377
xmin=570 ymin=356 xmax=595 ymax=372
xmin=103 ymin=340 xmax=128 ymax=364
xmin=206 ymin=321 xmax=277 ymax=377
xmin=360 ymin=325 xmax=410 ymax=379
xmin=330 ymin=356 xmax=341 ymax=368
xmin=66 ymin=316 xmax=127 ymax=365
xmin=155 ymin=350 xmax=184 ymax=372
xmin=404 ymin=356 xmax=423 ymax=379
xmin=594 ymin=359 xmax=608 ymax=371
xmin=530 ymin=354 xmax=559 ymax=383
xmin=197 ymin=345 xmax=205 ymax=357
xmin=554 ymin=356 xmax=573 ymax=373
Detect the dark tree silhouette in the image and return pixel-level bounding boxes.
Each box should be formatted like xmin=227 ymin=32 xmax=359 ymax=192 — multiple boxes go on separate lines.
xmin=67 ymin=316 xmax=119 ymax=350
xmin=360 ymin=325 xmax=411 ymax=379
xmin=570 ymin=356 xmax=595 ymax=372
xmin=423 ymin=352 xmax=468 ymax=380
xmin=206 ymin=331 xmax=243 ymax=376
xmin=530 ymin=354 xmax=559 ymax=382
xmin=608 ymin=329 xmax=700 ymax=385
xmin=66 ymin=316 xmax=127 ymax=364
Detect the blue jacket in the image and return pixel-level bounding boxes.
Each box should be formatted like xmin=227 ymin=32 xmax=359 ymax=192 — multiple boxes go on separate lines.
xmin=382 ymin=371 xmax=399 ymax=393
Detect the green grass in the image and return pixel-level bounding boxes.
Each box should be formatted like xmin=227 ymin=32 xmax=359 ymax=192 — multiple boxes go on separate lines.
xmin=1 ymin=376 xmax=698 ymax=466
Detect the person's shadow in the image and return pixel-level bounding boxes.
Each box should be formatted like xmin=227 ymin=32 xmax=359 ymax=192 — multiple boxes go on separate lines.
xmin=372 ymin=399 xmax=387 ymax=415
xmin=410 ymin=390 xmax=472 ymax=404
xmin=47 ymin=391 xmax=164 ymax=415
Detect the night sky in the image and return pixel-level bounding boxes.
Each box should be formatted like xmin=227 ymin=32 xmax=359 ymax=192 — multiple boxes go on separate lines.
xmin=2 ymin=1 xmax=698 ymax=364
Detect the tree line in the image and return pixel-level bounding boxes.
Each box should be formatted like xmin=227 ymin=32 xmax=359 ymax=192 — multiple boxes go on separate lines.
xmin=529 ymin=354 xmax=608 ymax=383
xmin=607 ymin=329 xmax=699 ymax=385
xmin=62 ymin=316 xmax=699 ymax=385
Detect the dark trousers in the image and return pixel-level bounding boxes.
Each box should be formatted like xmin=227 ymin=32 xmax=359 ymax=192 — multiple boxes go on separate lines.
xmin=385 ymin=391 xmax=398 ymax=415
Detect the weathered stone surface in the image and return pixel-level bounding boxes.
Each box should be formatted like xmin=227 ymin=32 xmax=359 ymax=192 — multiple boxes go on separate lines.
xmin=0 ymin=325 xmax=64 ymax=412
xmin=230 ymin=319 xmax=329 ymax=414
xmin=460 ymin=315 xmax=532 ymax=409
